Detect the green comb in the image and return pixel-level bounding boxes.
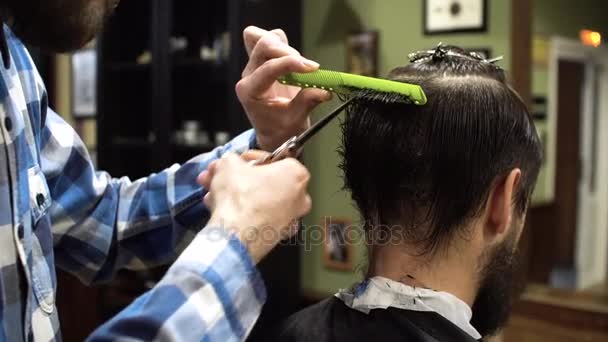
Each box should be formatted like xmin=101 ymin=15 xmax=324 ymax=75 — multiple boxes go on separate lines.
xmin=278 ymin=69 xmax=427 ymax=105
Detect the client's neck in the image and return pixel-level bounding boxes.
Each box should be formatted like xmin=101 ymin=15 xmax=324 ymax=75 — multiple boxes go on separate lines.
xmin=369 ymin=242 xmax=478 ymax=306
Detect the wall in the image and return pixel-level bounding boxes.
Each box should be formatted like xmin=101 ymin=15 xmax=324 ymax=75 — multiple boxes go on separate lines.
xmin=534 ymin=0 xmax=608 ymax=38
xmin=53 ymin=54 xmax=97 ymax=151
xmin=530 ymin=0 xmax=608 ymax=209
xmin=54 ymin=55 xmax=73 ymax=124
xmin=300 ymin=0 xmax=513 ymax=296
xmin=532 ymin=0 xmax=608 ymax=96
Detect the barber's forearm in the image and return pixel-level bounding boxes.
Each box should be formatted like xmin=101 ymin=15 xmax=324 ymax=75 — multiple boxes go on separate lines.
xmin=49 ymin=122 xmax=257 ymax=284
xmin=87 ymin=226 xmax=266 ymax=341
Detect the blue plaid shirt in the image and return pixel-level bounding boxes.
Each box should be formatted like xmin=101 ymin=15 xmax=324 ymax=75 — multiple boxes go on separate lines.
xmin=0 ymin=26 xmax=265 ymax=341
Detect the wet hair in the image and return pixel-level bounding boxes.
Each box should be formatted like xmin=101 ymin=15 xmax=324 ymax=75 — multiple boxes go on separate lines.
xmin=339 ymin=45 xmax=542 ymax=256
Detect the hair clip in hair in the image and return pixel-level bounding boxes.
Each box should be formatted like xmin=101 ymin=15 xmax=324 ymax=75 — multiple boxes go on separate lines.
xmin=466 ymin=51 xmax=504 ymax=67
xmin=407 ymin=44 xmax=504 ymax=70
xmin=486 ymin=56 xmax=504 ymax=64
xmin=431 ymin=42 xmax=448 ymax=62
xmin=408 ymin=50 xmax=430 ymax=63
xmin=408 ymin=43 xmax=451 ymax=64
xmin=468 ymin=51 xmax=485 ymax=60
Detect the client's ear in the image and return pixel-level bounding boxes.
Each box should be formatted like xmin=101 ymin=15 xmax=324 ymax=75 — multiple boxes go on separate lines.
xmin=484 ymin=168 xmax=521 ymax=239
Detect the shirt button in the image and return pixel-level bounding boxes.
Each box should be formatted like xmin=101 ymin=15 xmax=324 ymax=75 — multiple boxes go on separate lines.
xmin=36 ymin=193 xmax=45 ymax=207
xmin=4 ymin=117 xmax=12 ymax=131
xmin=17 ymin=225 xmax=24 ymax=239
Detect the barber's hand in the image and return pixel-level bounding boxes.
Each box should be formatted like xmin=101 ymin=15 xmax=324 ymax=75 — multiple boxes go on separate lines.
xmin=237 ymin=26 xmax=332 ymax=151
xmin=197 ymin=152 xmax=311 ymax=263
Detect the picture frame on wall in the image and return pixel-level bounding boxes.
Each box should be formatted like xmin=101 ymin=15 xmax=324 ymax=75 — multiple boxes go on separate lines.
xmin=346 ymin=31 xmax=379 ymax=77
xmin=424 ymin=0 xmax=488 ymax=35
xmin=323 ymin=217 xmax=354 ymax=271
xmin=71 ymin=46 xmax=97 ymax=118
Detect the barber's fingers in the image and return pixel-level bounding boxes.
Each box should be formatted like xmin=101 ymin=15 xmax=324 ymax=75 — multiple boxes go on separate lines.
xmin=271 ymin=29 xmax=288 ymax=45
xmin=288 ymin=88 xmax=333 ymax=120
xmin=203 ymin=192 xmax=214 ymax=210
xmin=216 ymin=153 xmax=247 ymax=174
xmin=197 ymin=160 xmax=218 ymax=189
xmin=201 ymin=154 xmax=246 ymax=188
xmin=243 ymin=26 xmax=288 ymax=57
xmin=299 ymin=194 xmax=312 ymax=218
xmin=244 ymin=26 xmax=266 ymax=55
xmin=201 ymin=154 xmax=245 ymax=207
xmin=278 ymin=195 xmax=311 ymax=241
xmin=199 ymin=151 xmax=269 ymax=191
xmin=197 ymin=170 xmax=211 ymax=189
xmin=237 ymin=55 xmax=319 ymax=101
xmin=242 ymin=32 xmax=302 ymax=77
xmin=241 ymin=150 xmax=270 ymax=162
xmin=266 ymin=158 xmax=311 ymax=193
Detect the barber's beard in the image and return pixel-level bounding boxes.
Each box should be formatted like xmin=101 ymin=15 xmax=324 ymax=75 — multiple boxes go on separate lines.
xmin=470 ymin=230 xmax=525 ymax=337
xmin=3 ymin=0 xmax=118 ymax=52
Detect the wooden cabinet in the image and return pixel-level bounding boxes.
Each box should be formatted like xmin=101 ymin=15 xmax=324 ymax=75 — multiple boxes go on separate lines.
xmin=503 ymin=285 xmax=608 ymax=341
xmin=57 ymin=1 xmax=302 ymax=340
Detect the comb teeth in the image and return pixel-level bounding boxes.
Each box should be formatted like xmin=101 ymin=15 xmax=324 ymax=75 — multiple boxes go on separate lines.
xmin=346 ymin=88 xmax=418 ymax=105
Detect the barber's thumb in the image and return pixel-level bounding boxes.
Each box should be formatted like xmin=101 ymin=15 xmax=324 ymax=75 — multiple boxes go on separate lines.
xmin=203 ymin=192 xmax=214 ymax=210
xmin=241 ymin=150 xmax=270 ymax=162
xmin=290 ymin=88 xmax=332 ymax=116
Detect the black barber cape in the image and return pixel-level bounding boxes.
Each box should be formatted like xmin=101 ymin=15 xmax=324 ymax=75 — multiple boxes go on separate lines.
xmin=272 ymin=297 xmax=480 ymax=342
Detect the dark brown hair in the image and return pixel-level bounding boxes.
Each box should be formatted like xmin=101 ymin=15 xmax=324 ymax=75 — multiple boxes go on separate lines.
xmin=339 ymin=46 xmax=542 ymax=255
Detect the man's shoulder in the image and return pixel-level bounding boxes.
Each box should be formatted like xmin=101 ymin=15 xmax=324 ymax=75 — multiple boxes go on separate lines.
xmin=1 ymin=25 xmax=47 ymax=122
xmin=270 ymin=296 xmax=480 ymax=342
xmin=286 ymin=297 xmax=337 ymax=325
xmin=4 ymin=26 xmax=35 ymax=72
xmin=271 ymin=297 xmax=341 ymax=341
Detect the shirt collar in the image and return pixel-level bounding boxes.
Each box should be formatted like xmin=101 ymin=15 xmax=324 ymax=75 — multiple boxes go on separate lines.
xmin=0 ymin=23 xmax=11 ymax=69
xmin=336 ymin=276 xmax=482 ymax=340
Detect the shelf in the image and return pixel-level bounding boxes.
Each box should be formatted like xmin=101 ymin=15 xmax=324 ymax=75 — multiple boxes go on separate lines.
xmin=110 ymin=137 xmax=154 ymax=148
xmin=93 ymin=2 xmax=303 ymax=341
xmin=105 ymin=62 xmax=150 ymax=72
xmin=171 ymin=143 xmax=216 ymax=162
xmin=172 ymin=58 xmax=227 ymax=75
xmin=172 ymin=142 xmax=215 ymax=151
xmin=172 ymin=63 xmax=228 ymax=87
xmin=173 ymin=57 xmax=224 ymax=67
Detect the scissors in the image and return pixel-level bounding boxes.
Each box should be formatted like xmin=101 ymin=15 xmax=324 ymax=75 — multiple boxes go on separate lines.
xmin=250 ymin=98 xmax=353 ymax=166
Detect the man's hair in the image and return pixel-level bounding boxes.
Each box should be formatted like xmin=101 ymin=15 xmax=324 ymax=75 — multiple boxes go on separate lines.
xmin=339 ymin=45 xmax=542 ymax=256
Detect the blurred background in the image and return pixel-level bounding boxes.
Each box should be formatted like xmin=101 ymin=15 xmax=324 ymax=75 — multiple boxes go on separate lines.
xmin=30 ymin=0 xmax=608 ymax=341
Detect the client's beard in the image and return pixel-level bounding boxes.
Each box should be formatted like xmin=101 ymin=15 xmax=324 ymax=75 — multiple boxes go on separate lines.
xmin=470 ymin=230 xmax=525 ymax=337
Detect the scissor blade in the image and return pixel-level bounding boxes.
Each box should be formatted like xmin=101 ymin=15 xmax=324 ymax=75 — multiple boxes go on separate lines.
xmin=293 ymin=98 xmax=353 ymax=148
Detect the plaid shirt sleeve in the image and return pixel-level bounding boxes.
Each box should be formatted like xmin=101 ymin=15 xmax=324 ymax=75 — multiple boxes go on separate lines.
xmin=41 ymin=108 xmax=257 ymax=284
xmin=87 ymin=226 xmax=266 ymax=341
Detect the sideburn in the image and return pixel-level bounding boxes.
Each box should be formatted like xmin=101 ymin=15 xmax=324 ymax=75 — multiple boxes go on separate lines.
xmin=470 ymin=233 xmax=525 ymax=337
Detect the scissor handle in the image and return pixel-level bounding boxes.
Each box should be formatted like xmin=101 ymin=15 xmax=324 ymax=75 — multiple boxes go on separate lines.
xmin=249 ymin=136 xmax=300 ymax=166
xmin=249 ymin=99 xmax=353 ymax=166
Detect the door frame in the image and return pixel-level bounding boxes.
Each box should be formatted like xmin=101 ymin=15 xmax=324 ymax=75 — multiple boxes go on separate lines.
xmin=547 ymin=37 xmax=608 ymax=288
